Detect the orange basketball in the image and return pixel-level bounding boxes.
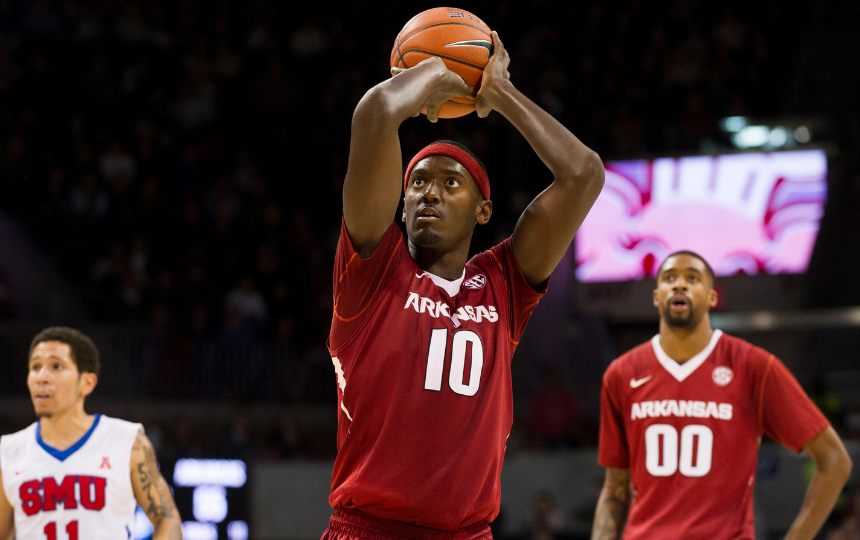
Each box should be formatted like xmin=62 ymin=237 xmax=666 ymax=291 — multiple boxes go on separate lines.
xmin=390 ymin=7 xmax=492 ymax=119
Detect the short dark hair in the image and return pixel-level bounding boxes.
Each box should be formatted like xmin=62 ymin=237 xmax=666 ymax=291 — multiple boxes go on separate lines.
xmin=29 ymin=327 xmax=100 ymax=376
xmin=657 ymin=250 xmax=716 ymax=288
xmin=431 ymin=139 xmax=489 ymax=180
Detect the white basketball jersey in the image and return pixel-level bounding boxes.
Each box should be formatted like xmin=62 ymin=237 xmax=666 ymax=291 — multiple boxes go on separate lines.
xmin=1 ymin=415 xmax=141 ymax=540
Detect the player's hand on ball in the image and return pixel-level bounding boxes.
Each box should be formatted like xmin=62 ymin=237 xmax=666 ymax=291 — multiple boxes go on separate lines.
xmin=391 ymin=57 xmax=475 ymax=123
xmin=476 ymin=31 xmax=511 ymax=118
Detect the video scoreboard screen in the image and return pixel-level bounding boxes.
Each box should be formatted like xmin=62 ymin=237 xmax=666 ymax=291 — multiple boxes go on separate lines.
xmin=575 ymin=149 xmax=827 ymax=282
xmin=135 ymin=459 xmax=249 ymax=540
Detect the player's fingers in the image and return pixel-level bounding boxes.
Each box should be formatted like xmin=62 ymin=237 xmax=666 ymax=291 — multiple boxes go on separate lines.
xmin=492 ymin=31 xmax=505 ymax=55
xmin=426 ymin=103 xmax=440 ymax=123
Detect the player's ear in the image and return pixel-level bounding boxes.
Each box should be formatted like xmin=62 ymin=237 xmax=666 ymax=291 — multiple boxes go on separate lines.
xmin=708 ymin=288 xmax=718 ymax=308
xmin=79 ymin=372 xmax=98 ymax=398
xmin=401 ymin=202 xmax=406 ymax=223
xmin=652 ymin=288 xmax=660 ymax=308
xmin=475 ymin=200 xmax=492 ymax=225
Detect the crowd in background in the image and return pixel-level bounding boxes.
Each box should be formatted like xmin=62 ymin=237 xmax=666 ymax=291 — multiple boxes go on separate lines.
xmin=0 ymin=0 xmax=803 ymax=340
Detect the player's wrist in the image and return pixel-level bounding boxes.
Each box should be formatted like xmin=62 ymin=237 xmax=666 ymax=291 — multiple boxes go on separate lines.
xmin=478 ymin=78 xmax=516 ymax=114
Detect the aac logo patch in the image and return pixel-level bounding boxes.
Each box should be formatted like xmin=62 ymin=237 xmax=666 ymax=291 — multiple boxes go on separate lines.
xmin=464 ymin=274 xmax=487 ymax=290
xmin=712 ymin=366 xmax=733 ymax=386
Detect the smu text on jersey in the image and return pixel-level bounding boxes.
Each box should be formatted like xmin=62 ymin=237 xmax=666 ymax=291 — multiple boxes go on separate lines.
xmin=20 ymin=475 xmax=107 ymax=515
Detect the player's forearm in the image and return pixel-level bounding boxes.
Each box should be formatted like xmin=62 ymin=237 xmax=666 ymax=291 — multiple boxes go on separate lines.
xmin=151 ymin=516 xmax=183 ymax=540
xmin=591 ymin=482 xmax=630 ymax=540
xmin=783 ymin=453 xmax=852 ymax=540
xmin=481 ymin=79 xmax=603 ymax=191
xmin=355 ymin=58 xmax=453 ymax=127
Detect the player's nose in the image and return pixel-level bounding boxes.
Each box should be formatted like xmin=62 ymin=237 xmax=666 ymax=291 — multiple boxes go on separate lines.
xmin=421 ymin=179 xmax=442 ymax=201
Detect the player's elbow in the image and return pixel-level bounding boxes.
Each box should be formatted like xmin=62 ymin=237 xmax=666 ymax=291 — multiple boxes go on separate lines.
xmin=560 ymin=150 xmax=604 ymax=199
xmin=820 ymin=439 xmax=853 ymax=484
xmin=352 ymin=86 xmax=400 ymax=131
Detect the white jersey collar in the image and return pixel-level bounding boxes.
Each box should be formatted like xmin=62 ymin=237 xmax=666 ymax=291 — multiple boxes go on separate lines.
xmin=651 ymin=329 xmax=723 ymax=382
xmin=416 ymin=269 xmax=465 ymax=297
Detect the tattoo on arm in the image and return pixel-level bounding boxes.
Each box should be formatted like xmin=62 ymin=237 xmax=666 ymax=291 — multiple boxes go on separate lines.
xmin=133 ymin=431 xmax=179 ymax=525
xmin=592 ymin=468 xmax=631 ymax=540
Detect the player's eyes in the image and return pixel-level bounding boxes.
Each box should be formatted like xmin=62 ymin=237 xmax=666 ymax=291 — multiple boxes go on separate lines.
xmin=412 ymin=177 xmax=425 ymax=186
xmin=446 ymin=178 xmax=460 ymax=187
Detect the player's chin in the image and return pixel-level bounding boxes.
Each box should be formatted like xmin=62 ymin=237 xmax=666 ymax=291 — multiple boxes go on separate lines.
xmin=408 ymin=224 xmax=444 ymax=246
xmin=663 ymin=309 xmax=694 ymax=328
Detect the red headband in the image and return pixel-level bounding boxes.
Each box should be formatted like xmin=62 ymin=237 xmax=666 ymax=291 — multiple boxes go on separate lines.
xmin=404 ymin=143 xmax=490 ymax=201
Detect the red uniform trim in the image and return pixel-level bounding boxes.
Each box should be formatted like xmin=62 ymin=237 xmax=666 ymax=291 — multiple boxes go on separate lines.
xmin=757 ymin=354 xmax=776 ymax=433
xmin=333 ymin=235 xmax=404 ymax=323
xmin=486 ymin=249 xmax=516 ymax=346
xmin=324 ymin=508 xmax=492 ymax=540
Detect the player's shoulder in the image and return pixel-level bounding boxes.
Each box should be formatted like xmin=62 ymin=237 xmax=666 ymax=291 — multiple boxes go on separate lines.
xmin=605 ymin=340 xmax=655 ymax=381
xmin=468 ymin=238 xmax=510 ymax=276
xmin=94 ymin=415 xmax=144 ymax=439
xmin=0 ymin=422 xmax=38 ymax=449
xmin=713 ymin=331 xmax=774 ymax=367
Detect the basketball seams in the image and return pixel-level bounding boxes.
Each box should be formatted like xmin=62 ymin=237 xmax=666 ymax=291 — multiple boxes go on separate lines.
xmin=400 ymin=49 xmax=486 ymax=71
xmin=397 ymin=21 xmax=491 ymax=49
xmin=389 ymin=9 xmax=490 ymax=118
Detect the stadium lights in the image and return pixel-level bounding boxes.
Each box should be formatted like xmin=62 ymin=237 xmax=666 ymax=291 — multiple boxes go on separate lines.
xmin=720 ymin=116 xmax=813 ymax=150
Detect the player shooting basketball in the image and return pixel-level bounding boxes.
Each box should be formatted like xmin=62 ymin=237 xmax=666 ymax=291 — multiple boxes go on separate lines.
xmin=322 ymin=25 xmax=604 ymax=540
xmin=592 ymin=252 xmax=852 ymax=540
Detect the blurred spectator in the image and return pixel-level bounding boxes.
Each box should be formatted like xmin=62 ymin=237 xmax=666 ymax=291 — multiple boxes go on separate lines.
xmin=528 ymin=369 xmax=581 ymax=450
xmin=529 ymin=491 xmax=564 ymax=540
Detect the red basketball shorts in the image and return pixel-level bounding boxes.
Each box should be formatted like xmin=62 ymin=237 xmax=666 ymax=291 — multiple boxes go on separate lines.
xmin=321 ymin=508 xmax=493 ymax=540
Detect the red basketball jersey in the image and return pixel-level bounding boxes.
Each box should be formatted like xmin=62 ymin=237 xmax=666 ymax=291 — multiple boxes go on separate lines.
xmin=598 ymin=331 xmax=829 ymax=540
xmin=327 ymin=220 xmax=545 ymax=530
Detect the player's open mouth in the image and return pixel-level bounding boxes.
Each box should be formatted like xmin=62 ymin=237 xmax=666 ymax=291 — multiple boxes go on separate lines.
xmin=417 ymin=208 xmax=440 ymax=221
xmin=669 ymin=295 xmax=689 ymax=312
xmin=34 ymin=393 xmax=51 ymax=401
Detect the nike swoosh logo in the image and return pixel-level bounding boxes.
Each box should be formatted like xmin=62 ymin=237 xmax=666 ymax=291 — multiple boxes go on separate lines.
xmin=630 ymin=375 xmax=653 ymax=388
xmin=444 ymin=40 xmax=493 ymax=59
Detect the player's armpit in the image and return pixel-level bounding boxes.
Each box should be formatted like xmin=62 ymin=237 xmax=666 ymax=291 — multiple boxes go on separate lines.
xmin=0 ymin=467 xmax=14 ymax=540
xmin=782 ymin=426 xmax=852 ymax=540
xmin=130 ymin=429 xmax=183 ymax=540
xmin=591 ymin=467 xmax=631 ymax=540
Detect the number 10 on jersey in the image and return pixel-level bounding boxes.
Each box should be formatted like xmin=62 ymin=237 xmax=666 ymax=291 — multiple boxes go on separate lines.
xmin=424 ymin=329 xmax=485 ymax=397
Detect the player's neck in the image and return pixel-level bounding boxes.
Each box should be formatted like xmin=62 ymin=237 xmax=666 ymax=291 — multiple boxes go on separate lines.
xmin=658 ymin=316 xmax=714 ymax=363
xmin=409 ymin=242 xmax=470 ymax=280
xmin=38 ymin=403 xmax=96 ymax=450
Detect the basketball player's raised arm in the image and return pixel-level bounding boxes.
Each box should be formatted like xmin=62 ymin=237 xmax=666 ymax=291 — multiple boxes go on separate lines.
xmin=591 ymin=467 xmax=631 ymax=540
xmin=783 ymin=426 xmax=852 ymax=540
xmin=0 ymin=468 xmax=14 ymax=540
xmin=343 ymin=57 xmax=475 ymax=257
xmin=130 ymin=429 xmax=183 ymax=540
xmin=476 ymin=32 xmax=604 ymax=288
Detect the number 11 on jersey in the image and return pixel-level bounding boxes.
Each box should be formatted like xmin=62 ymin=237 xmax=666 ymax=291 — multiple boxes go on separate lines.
xmin=424 ymin=328 xmax=485 ymax=397
xmin=45 ymin=521 xmax=78 ymax=540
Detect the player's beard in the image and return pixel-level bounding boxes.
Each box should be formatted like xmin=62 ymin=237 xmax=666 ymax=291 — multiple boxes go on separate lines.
xmin=35 ymin=411 xmax=52 ymax=419
xmin=660 ymin=299 xmax=704 ymax=328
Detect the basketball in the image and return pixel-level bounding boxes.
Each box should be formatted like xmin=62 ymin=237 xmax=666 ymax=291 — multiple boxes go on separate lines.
xmin=390 ymin=7 xmax=492 ymax=119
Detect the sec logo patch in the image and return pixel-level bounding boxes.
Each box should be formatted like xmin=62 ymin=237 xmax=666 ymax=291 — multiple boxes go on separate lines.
xmin=464 ymin=274 xmax=487 ymax=290
xmin=712 ymin=366 xmax=734 ymax=386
